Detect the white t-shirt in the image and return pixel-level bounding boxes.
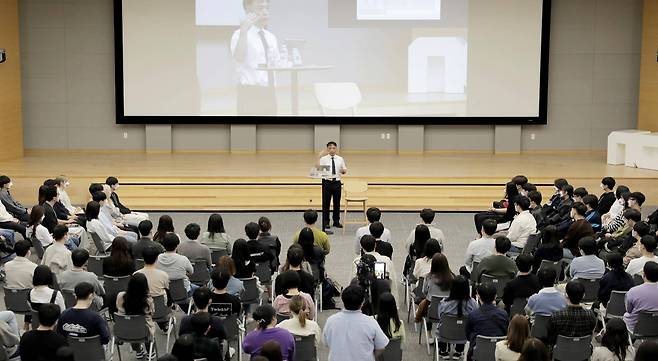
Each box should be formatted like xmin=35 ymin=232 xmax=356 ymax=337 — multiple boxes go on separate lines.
xmin=355 ymin=224 xmax=391 ymax=255
xmin=318 ymin=155 xmax=346 ymax=180
xmin=230 ymin=26 xmax=279 ymax=86
xmin=26 ymin=224 xmax=54 ymax=247
xmin=626 ymin=255 xmax=658 ymax=276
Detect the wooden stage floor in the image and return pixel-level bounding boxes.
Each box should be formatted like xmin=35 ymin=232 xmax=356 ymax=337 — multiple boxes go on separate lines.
xmin=2 ymin=151 xmax=657 ymax=211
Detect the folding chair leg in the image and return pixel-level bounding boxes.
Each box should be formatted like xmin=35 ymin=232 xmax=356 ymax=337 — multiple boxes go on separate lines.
xmin=165 ymin=316 xmax=174 ymax=352
xmin=319 ymin=285 xmax=323 ymax=312
xmin=187 ymin=301 xmax=193 ymax=315
xmin=434 ymin=338 xmax=439 ymax=361
xmin=423 ymin=321 xmax=431 ymax=355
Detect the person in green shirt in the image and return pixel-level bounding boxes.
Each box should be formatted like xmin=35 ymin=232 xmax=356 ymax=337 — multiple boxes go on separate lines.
xmin=475 ymin=236 xmax=518 ymax=282
xmin=293 ymin=209 xmax=330 ymax=254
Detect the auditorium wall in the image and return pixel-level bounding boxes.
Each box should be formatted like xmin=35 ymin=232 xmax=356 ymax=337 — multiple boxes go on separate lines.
xmin=19 ymin=0 xmax=643 ymax=153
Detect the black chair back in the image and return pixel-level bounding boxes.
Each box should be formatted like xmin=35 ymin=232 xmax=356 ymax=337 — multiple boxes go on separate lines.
xmin=634 ymin=273 xmax=644 ymax=285
xmin=605 ymin=291 xmax=627 ymax=318
xmin=239 ymin=277 xmax=260 ymax=304
xmin=577 ymin=278 xmax=600 ymax=303
xmin=473 ymin=335 xmax=506 ymax=361
xmin=210 ymin=248 xmax=229 ymax=266
xmin=87 ymin=255 xmax=107 ymax=278
xmin=531 ymin=314 xmax=550 ymax=339
xmin=89 ymin=232 xmax=107 ymax=255
xmin=521 ymin=233 xmax=541 ymax=254
xmin=255 ymin=262 xmax=272 ymax=285
xmin=510 ymin=298 xmax=527 ymax=317
xmin=30 ymin=235 xmax=45 ymax=260
xmin=479 ymin=273 xmax=511 ymax=299
xmin=293 ymin=334 xmax=317 ymax=361
xmin=552 ymin=335 xmax=592 ymax=361
xmin=103 ymin=275 xmax=131 ymax=298
xmin=68 ymin=335 xmax=105 ymax=361
xmin=62 ymin=289 xmax=76 ymax=309
xmin=634 ymin=312 xmax=658 ymax=340
xmin=436 ymin=315 xmax=467 ymax=344
xmin=190 ymin=259 xmax=211 ymax=286
xmin=3 ymin=287 xmax=31 ymax=315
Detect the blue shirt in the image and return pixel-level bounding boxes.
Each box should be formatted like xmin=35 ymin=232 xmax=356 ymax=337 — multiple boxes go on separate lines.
xmin=465 ymin=303 xmax=508 ymax=346
xmin=57 ymin=307 xmax=110 ymax=345
xmin=569 ymin=254 xmax=605 ymax=280
xmin=323 ymin=310 xmax=389 ymax=361
xmin=527 ymin=288 xmax=567 ymax=316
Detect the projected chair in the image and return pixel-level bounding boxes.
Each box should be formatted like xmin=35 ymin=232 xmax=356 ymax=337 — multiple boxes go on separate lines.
xmin=314 ymin=82 xmax=362 ymax=116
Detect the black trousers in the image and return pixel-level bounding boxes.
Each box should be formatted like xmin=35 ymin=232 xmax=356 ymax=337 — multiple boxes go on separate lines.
xmin=0 ymin=221 xmax=26 ymax=238
xmin=237 ymin=84 xmax=277 ymax=115
xmin=322 ymin=179 xmax=341 ymax=229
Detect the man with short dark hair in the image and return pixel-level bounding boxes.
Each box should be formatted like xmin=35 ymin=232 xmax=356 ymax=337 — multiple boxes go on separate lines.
xmin=623 ymin=261 xmax=658 ymax=332
xmin=135 ymin=246 xmax=170 ymax=302
xmin=355 ymin=207 xmax=392 ymax=255
xmin=316 ymin=141 xmax=347 ymax=233
xmin=370 ymin=222 xmax=393 ymax=260
xmin=323 ymin=285 xmax=389 ymax=361
xmin=526 ymin=268 xmax=567 ymax=319
xmin=245 ymin=222 xmax=274 ymax=270
xmin=132 ymin=219 xmax=164 ymax=260
xmin=179 ymin=287 xmax=228 ymax=347
xmin=57 ymin=282 xmax=110 ymax=344
xmin=568 ymin=237 xmax=605 ymax=280
xmin=405 ymin=208 xmax=445 ymax=250
xmin=157 ymin=233 xmax=195 ymax=295
xmin=622 ymin=222 xmax=652 ymax=267
xmin=528 ymin=190 xmax=546 ymax=227
xmin=597 ymin=177 xmax=617 ymax=215
xmin=465 ymin=284 xmax=508 ymax=360
xmin=582 ymin=194 xmax=602 ymax=232
xmin=0 ymin=177 xmax=27 ymax=238
xmin=352 ymin=235 xmax=398 ymax=296
xmin=507 ymin=196 xmax=537 ymax=251
xmin=548 ymin=184 xmax=574 ymax=225
xmin=475 ymin=237 xmax=518 ymax=282
xmin=293 ymin=209 xmax=330 ymax=254
xmin=573 ymin=187 xmax=588 ymax=204
xmin=502 ymin=254 xmax=541 ymax=312
xmin=209 ymin=270 xmax=241 ymax=315
xmin=463 ymin=219 xmax=497 ymax=274
xmin=59 ymin=249 xmax=105 ymax=308
xmin=561 ymin=202 xmax=595 ymax=258
xmin=4 ymin=239 xmax=37 ymax=289
xmin=274 ymin=246 xmax=315 ymax=297
xmin=41 ymin=224 xmax=73 ymax=276
xmin=546 ymin=281 xmax=596 ymax=347
xmin=0 ymin=175 xmax=29 ymax=222
xmin=188 ymin=312 xmax=224 ymax=360
xmin=19 ymin=303 xmax=68 ymax=361
xmin=179 ymin=223 xmax=212 ymax=267
xmin=626 ymin=236 xmax=658 ymax=275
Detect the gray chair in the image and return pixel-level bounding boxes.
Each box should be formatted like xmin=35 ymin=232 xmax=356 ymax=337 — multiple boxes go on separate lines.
xmin=634 ymin=273 xmax=644 ymax=285
xmin=576 ymin=278 xmax=600 ymax=303
xmin=531 ymin=314 xmax=551 ymax=340
xmin=62 ymin=289 xmax=76 ymax=309
xmin=190 ymin=259 xmax=211 ymax=286
xmin=3 ymin=287 xmax=31 ymax=316
xmin=538 ymin=260 xmax=562 ymax=283
xmin=255 ymin=262 xmax=272 ymax=285
xmin=479 ymin=274 xmax=511 ymax=299
xmin=239 ymin=277 xmax=261 ymax=306
xmin=89 ymin=232 xmax=107 ymax=255
xmin=377 ymin=337 xmax=402 ymax=361
xmin=102 ymin=275 xmax=131 ymax=298
xmin=604 ymin=291 xmax=627 ymax=319
xmin=470 ymin=262 xmax=480 ymax=284
xmin=68 ymin=335 xmax=105 ymax=361
xmin=135 ymin=258 xmax=145 ymax=270
xmin=473 ymin=335 xmax=506 ymax=361
xmin=632 ymin=312 xmax=658 ymax=341
xmin=169 ymin=278 xmax=192 ymax=314
xmin=111 ymin=313 xmax=157 ymax=361
xmin=88 ymin=255 xmax=107 ymax=278
xmin=552 ymin=335 xmax=592 ymax=361
xmin=521 ymin=233 xmax=541 ymax=255
xmin=435 ymin=315 xmax=467 ymax=361
xmin=29 ymin=235 xmax=45 ymax=260
xmin=421 ymin=294 xmax=445 ymax=355
xmin=407 ymin=277 xmax=424 ymax=324
xmin=293 ymin=334 xmax=318 ymax=361
xmin=216 ymin=311 xmax=243 ymax=361
xmin=152 ymin=295 xmax=176 ymax=351
xmin=509 ymin=298 xmax=528 ymax=318
xmin=210 ymin=248 xmax=229 ymax=266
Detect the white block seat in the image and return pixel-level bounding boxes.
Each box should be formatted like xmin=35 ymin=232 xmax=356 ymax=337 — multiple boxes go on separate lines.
xmin=628 ymin=133 xmax=658 ymax=171
xmin=607 ymin=130 xmax=650 ymax=165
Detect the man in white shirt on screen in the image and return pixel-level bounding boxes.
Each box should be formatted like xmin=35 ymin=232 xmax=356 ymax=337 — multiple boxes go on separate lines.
xmin=317 ymin=141 xmax=347 ymax=234
xmin=230 ymin=0 xmax=279 ymax=115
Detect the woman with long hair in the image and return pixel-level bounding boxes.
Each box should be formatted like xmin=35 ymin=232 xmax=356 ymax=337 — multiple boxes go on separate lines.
xmin=153 ymin=215 xmax=175 ymax=244
xmin=277 ymin=295 xmax=321 ymax=346
xmin=216 ymin=255 xmax=245 ymax=296
xmin=25 ymin=205 xmax=53 ymax=248
xmin=413 ymin=238 xmax=442 ymax=279
xmin=376 ymin=292 xmax=405 ymax=342
xmin=258 ymin=216 xmax=281 ymax=270
xmin=84 ymin=201 xmax=113 ymax=252
xmin=201 ymin=213 xmax=231 ymax=252
xmin=116 ymin=273 xmax=155 ymax=359
xmin=495 ymin=315 xmax=530 ymax=361
xmin=242 ymin=305 xmax=295 ymax=360
xmin=102 ymin=236 xmax=135 ymax=277
xmin=435 ymin=276 xmax=477 ymax=359
xmin=411 ymin=224 xmax=431 ymax=259
xmin=518 ymin=337 xmax=549 ymax=361
xmin=532 ymin=225 xmax=563 ymax=273
xmin=28 ymin=265 xmax=66 ymax=312
xmin=592 ymin=318 xmax=635 ymax=361
xmin=232 ymin=238 xmax=256 ymax=279
xmin=297 ymin=227 xmax=325 ymax=282
xmin=474 ymin=182 xmax=520 ymax=235
xmin=416 ymin=253 xmax=455 ymax=321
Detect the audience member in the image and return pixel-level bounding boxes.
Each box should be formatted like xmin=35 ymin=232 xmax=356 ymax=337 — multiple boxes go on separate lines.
xmin=412 ymin=238 xmax=442 ymax=280
xmin=528 ymin=190 xmax=546 ymax=227
xmin=0 ymin=311 xmax=20 ymax=360
xmin=463 ymin=218 xmax=497 ymax=275
xmin=273 ymin=271 xmax=316 ymax=320
xmin=502 ymin=254 xmax=541 ymax=312
xmin=102 ymin=236 xmax=136 ymax=277
xmin=474 ymin=182 xmax=519 ymax=235
xmin=561 ymin=202 xmax=595 ymax=258
xmin=0 ymin=190 xmax=27 ymax=238
xmin=179 ymin=223 xmax=212 ymax=267
xmin=526 ymin=268 xmax=566 ymax=318
xmin=597 ymin=177 xmax=617 ymax=215
xmin=135 ymin=246 xmax=170 ymax=303
xmin=170 ymin=334 xmax=195 ymax=361
xmin=416 ymin=253 xmax=454 ymax=322
xmin=591 ymin=318 xmax=634 ymax=361
xmin=352 ymin=235 xmax=397 ymax=296
xmin=623 ymin=261 xmax=658 ymax=332
xmin=635 ymin=340 xmax=658 ymax=361
xmin=298 ymin=227 xmax=326 ymax=279
xmin=84 ymin=200 xmax=113 ymax=252
xmin=274 ymin=246 xmax=314 ymax=298
xmin=28 ymin=265 xmax=66 ymax=312
xmin=260 ymin=340 xmax=283 ymax=361
xmin=257 ymin=216 xmax=282 ymax=271
xmin=25 ymin=205 xmax=53 ymax=247
xmin=57 ymin=282 xmax=110 ymax=344
xmin=153 ymin=215 xmax=175 ymax=244
xmin=355 ymin=207 xmax=392 ymax=255
xmin=243 ymin=305 xmax=295 ymax=360
xmin=622 ymin=221 xmax=651 ymax=267
xmin=375 ymin=292 xmax=405 ymax=342
xmin=597 ymin=253 xmax=634 ymax=308
xmin=475 ymin=237 xmax=518 ymax=282
xmin=547 ymin=184 xmax=574 ymax=225
xmin=517 ymin=338 xmax=549 ymax=361
xmin=532 ymin=225 xmax=563 ymax=273
xmin=245 ymin=222 xmax=275 ymax=270
xmin=602 ymin=186 xmax=630 ymax=227
xmin=0 ymin=175 xmax=29 ymax=222
xmin=507 ymin=196 xmax=537 ymax=251
xmin=626 ymin=235 xmax=658 ymax=275
xmin=132 ymin=219 xmax=164 ymax=260
xmin=465 ymin=284 xmax=508 ymax=360
xmin=59 ymin=249 xmax=105 ymax=308
xmin=105 ymin=176 xmax=149 ymax=222
xmin=546 ymin=281 xmax=596 ymax=347
xmin=200 ymin=213 xmax=232 ymax=252
xmin=277 ymin=295 xmax=322 ymax=346
xmin=232 ymin=238 xmax=256 ymax=278
xmin=323 ymin=285 xmax=389 ymax=361
xmin=573 ymin=187 xmax=588 ymax=204
xmin=53 ymin=176 xmax=82 ymax=215
xmin=293 ymin=210 xmax=330 ymax=254
xmin=568 ymin=236 xmax=605 ymax=280
xmin=370 ymin=222 xmax=393 ymax=259
xmin=495 ymin=315 xmax=530 ymax=361
xmin=157 ymin=233 xmax=196 ymax=295
xmin=409 ymin=224 xmax=431 ymax=260
xmin=179 ymin=287 xmax=228 ymax=345
xmin=5 ymin=239 xmax=37 ymax=289
xmin=209 ymin=269 xmax=242 ymax=316
xmin=215 ymin=255 xmax=245 ymax=296
xmin=41 ymin=225 xmax=73 ymax=276
xmin=404 ymin=208 xmax=445 ymax=252
xmin=92 ymin=190 xmax=137 ymax=242
xmin=436 ymin=276 xmax=478 ymax=359
xmin=19 ymin=304 xmax=68 ymax=361
xmin=116 ymin=273 xmax=155 ymax=359
xmin=188 ymin=312 xmax=225 ymax=361
xmin=583 ymin=194 xmax=602 ymax=232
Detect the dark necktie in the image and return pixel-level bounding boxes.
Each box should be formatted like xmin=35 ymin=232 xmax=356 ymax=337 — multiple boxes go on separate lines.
xmin=258 ymin=30 xmax=269 ymax=65
xmin=331 ymin=156 xmax=336 ymax=175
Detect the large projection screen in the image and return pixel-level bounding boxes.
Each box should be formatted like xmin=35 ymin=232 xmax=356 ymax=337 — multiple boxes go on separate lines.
xmin=114 ymin=0 xmax=551 ymax=124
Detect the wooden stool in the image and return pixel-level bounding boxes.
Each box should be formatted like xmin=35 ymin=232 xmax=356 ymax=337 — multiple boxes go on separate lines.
xmin=342 ymin=180 xmax=368 ymax=234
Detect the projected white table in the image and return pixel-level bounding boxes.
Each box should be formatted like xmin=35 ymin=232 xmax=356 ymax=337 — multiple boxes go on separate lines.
xmin=260 ymin=65 xmax=333 ymax=115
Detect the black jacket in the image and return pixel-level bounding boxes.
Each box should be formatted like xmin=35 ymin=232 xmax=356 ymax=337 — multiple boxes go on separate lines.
xmin=110 ymin=192 xmax=131 ymax=215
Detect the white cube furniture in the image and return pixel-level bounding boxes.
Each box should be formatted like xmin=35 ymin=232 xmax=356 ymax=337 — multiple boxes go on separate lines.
xmin=607 ymin=129 xmax=658 ymax=171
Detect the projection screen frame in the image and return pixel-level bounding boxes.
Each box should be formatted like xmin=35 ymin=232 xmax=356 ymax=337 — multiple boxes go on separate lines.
xmin=113 ymin=0 xmax=552 ymax=125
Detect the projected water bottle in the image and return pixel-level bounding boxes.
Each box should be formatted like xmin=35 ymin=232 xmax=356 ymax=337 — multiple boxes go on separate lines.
xmin=280 ymin=45 xmax=290 ymax=68
xmin=292 ymin=47 xmax=303 ymax=66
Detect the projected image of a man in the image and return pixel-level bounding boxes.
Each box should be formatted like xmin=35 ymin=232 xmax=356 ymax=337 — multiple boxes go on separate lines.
xmin=230 ymin=0 xmax=279 ymax=115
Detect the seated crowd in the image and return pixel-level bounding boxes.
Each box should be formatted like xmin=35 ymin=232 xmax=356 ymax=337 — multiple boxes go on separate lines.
xmin=0 ymin=173 xmax=658 ymax=361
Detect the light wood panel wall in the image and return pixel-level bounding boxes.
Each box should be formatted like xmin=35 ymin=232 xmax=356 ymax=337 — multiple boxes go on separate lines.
xmin=639 ymin=0 xmax=658 ymax=132
xmin=0 ymin=0 xmax=23 ymax=160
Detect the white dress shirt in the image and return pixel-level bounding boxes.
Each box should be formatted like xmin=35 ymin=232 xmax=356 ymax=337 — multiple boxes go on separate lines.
xmin=464 ymin=236 xmax=495 ymax=272
xmin=318 ymin=155 xmax=346 ymax=181
xmin=405 ymin=224 xmax=446 ymax=249
xmin=230 ymin=26 xmax=279 ymax=86
xmin=86 ymin=219 xmax=113 ymax=250
xmin=507 ymin=210 xmax=537 ymax=249
xmin=626 ymin=255 xmax=658 ymax=276
xmin=0 ymin=202 xmax=13 ymax=223
xmin=355 ymin=224 xmax=392 ymax=255
xmin=25 ymin=224 xmax=54 ymax=247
